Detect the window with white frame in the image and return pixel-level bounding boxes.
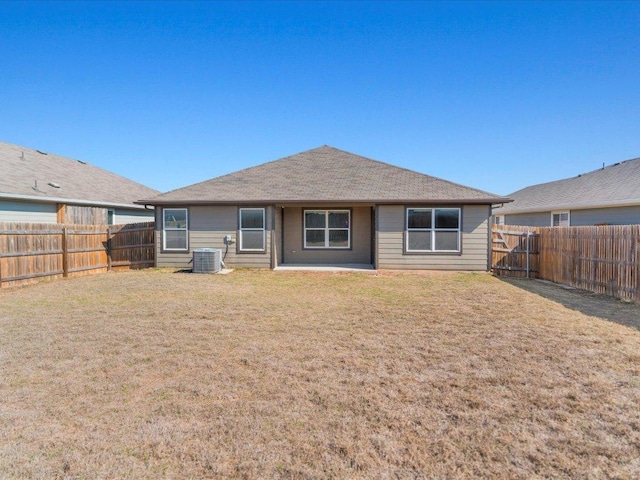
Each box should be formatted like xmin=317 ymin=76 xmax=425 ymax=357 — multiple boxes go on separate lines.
xmin=304 ymin=210 xmax=350 ymax=249
xmin=239 ymin=208 xmax=266 ymax=251
xmin=551 ymin=211 xmax=570 ymax=227
xmin=493 ymin=215 xmax=505 ymax=225
xmin=406 ymin=208 xmax=461 ymax=252
xmin=163 ymin=208 xmax=188 ymax=250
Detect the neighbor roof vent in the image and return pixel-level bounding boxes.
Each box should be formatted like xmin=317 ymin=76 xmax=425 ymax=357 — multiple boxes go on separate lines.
xmin=48 ymin=182 xmax=60 ymax=188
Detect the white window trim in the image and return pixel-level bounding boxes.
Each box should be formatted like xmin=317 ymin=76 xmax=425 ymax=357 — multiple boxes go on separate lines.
xmin=163 ymin=208 xmax=188 ymax=251
xmin=239 ymin=208 xmax=266 ymax=252
xmin=551 ymin=211 xmax=570 ymax=227
xmin=493 ymin=215 xmax=505 ymax=225
xmin=406 ymin=207 xmax=461 ymax=253
xmin=304 ymin=209 xmax=351 ymax=249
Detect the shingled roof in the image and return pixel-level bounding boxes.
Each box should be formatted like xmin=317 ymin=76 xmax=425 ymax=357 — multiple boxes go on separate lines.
xmin=140 ymin=146 xmax=508 ymax=205
xmin=500 ymin=157 xmax=640 ymax=215
xmin=1 ymin=141 xmax=159 ymax=208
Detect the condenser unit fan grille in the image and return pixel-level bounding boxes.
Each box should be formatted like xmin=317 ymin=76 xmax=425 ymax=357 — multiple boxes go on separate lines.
xmin=192 ymin=248 xmax=221 ymax=273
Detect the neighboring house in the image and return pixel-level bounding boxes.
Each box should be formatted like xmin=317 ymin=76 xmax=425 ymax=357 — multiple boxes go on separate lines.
xmin=138 ymin=146 xmax=510 ymax=270
xmin=1 ymin=141 xmax=159 ymax=224
xmin=494 ymin=157 xmax=640 ymax=227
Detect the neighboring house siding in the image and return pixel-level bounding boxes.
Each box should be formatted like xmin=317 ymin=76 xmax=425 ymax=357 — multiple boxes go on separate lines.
xmin=377 ymin=204 xmax=490 ymax=271
xmin=504 ymin=212 xmax=551 ymax=227
xmin=113 ymin=208 xmax=155 ymax=225
xmin=0 ymin=201 xmax=153 ymax=225
xmin=504 ymin=206 xmax=640 ymax=227
xmin=155 ymin=206 xmax=272 ymax=269
xmin=0 ymin=200 xmax=57 ymax=223
xmin=281 ymin=206 xmax=372 ymax=265
xmin=570 ymin=206 xmax=640 ymax=226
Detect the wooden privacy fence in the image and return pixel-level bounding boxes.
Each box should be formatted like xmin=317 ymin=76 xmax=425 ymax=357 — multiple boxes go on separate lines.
xmin=0 ymin=221 xmax=154 ymax=288
xmin=492 ymin=224 xmax=640 ymax=302
xmin=492 ymin=225 xmax=540 ymax=278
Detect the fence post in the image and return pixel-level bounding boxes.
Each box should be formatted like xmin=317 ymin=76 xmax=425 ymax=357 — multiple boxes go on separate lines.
xmin=107 ymin=226 xmax=112 ymax=271
xmin=62 ymin=227 xmax=69 ymax=278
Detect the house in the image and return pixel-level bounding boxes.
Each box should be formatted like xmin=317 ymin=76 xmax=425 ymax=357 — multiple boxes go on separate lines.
xmin=493 ymin=157 xmax=640 ymax=227
xmin=138 ymin=146 xmax=510 ymax=270
xmin=0 ymin=141 xmax=159 ymax=224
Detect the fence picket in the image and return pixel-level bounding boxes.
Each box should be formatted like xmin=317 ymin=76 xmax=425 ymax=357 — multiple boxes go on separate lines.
xmin=0 ymin=221 xmax=154 ymax=288
xmin=493 ymin=224 xmax=640 ymax=302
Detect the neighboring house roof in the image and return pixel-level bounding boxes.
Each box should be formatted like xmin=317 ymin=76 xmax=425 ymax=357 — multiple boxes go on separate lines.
xmin=498 ymin=157 xmax=640 ymax=215
xmin=0 ymin=141 xmax=159 ymax=209
xmin=139 ymin=146 xmax=509 ymax=205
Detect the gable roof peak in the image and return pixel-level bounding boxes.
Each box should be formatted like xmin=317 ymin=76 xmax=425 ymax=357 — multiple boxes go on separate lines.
xmin=140 ymin=146 xmax=508 ymax=205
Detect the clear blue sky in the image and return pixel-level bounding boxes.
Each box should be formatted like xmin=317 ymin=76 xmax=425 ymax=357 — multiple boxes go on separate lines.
xmin=1 ymin=1 xmax=639 ymax=195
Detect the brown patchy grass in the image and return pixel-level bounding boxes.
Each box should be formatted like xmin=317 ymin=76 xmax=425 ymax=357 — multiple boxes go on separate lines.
xmin=1 ymin=269 xmax=639 ymax=479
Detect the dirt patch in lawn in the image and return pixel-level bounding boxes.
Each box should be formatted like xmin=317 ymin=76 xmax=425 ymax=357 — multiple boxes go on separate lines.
xmin=1 ymin=269 xmax=639 ymax=479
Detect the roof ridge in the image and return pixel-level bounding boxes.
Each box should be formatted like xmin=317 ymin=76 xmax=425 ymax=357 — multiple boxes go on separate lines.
xmin=320 ymin=145 xmax=502 ymax=198
xmin=508 ymin=156 xmax=640 ymax=196
xmin=153 ymin=147 xmax=333 ymax=197
xmin=139 ymin=146 xmax=508 ymax=205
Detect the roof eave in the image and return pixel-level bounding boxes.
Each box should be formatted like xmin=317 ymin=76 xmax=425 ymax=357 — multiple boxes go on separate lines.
xmin=494 ymin=198 xmax=640 ymax=215
xmin=137 ymin=197 xmax=512 ymax=206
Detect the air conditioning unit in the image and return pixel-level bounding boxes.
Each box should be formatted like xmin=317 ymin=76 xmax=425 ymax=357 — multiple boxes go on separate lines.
xmin=192 ymin=248 xmax=222 ymax=274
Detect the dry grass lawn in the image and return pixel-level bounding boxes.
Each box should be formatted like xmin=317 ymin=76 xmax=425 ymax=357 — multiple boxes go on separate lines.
xmin=1 ymin=269 xmax=639 ymax=479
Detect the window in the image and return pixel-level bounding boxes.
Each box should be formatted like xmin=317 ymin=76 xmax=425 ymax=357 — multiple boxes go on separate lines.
xmin=163 ymin=208 xmax=188 ymax=251
xmin=239 ymin=208 xmax=265 ymax=252
xmin=406 ymin=208 xmax=461 ymax=252
xmin=551 ymin=211 xmax=570 ymax=227
xmin=107 ymin=209 xmax=115 ymax=225
xmin=304 ymin=210 xmax=350 ymax=249
xmin=493 ymin=215 xmax=504 ymax=225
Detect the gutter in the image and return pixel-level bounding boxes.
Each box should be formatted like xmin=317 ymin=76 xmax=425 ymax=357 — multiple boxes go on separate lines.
xmin=136 ymin=197 xmax=513 ymax=207
xmin=496 ymin=198 xmax=640 ymax=216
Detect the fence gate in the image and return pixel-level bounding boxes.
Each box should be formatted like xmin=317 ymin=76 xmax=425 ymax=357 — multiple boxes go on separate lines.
xmin=491 ymin=225 xmax=540 ymax=278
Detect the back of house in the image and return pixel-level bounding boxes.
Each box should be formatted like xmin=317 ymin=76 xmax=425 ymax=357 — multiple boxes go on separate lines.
xmin=138 ymin=146 xmax=510 ymax=271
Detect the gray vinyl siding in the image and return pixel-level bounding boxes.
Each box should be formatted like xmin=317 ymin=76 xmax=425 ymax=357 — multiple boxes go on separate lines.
xmin=0 ymin=200 xmax=57 ymax=223
xmin=281 ymin=206 xmax=372 ymax=265
xmin=504 ymin=212 xmax=551 ymax=227
xmin=503 ymin=206 xmax=640 ymax=227
xmin=377 ymin=204 xmax=490 ymax=271
xmin=113 ymin=208 xmax=155 ymax=225
xmin=569 ymin=206 xmax=640 ymax=226
xmin=155 ymin=205 xmax=272 ymax=269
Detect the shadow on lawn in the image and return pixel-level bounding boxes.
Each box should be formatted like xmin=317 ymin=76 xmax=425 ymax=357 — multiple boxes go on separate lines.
xmin=498 ymin=277 xmax=640 ymax=332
